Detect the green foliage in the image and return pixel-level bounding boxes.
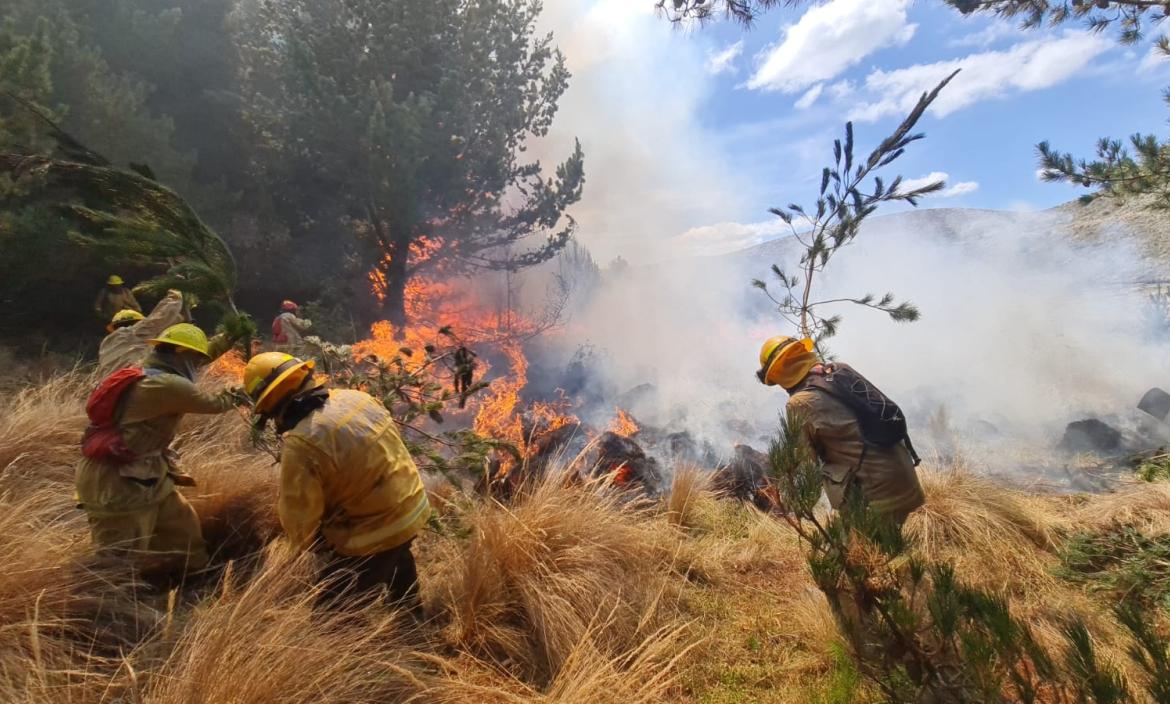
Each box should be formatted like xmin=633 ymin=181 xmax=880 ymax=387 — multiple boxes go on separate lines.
xmin=232 ymin=0 xmax=585 ymax=323
xmin=656 ymin=0 xmax=791 ymax=25
xmin=0 ymin=130 xmax=240 ymax=311
xmin=771 ymin=408 xmax=1170 ymax=702
xmin=1137 ymin=455 xmax=1170 ymax=482
xmin=811 ymin=641 xmax=862 ymax=704
xmin=752 ymin=73 xmax=955 ymax=347
xmin=945 ymin=1 xmax=1170 ymax=47
xmin=1039 ymin=132 xmax=1170 ymax=208
xmin=1058 ymin=523 xmax=1170 ymax=612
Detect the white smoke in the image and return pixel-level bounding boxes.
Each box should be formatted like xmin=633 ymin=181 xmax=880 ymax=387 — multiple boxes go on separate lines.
xmin=538 ymin=206 xmax=1170 ymax=481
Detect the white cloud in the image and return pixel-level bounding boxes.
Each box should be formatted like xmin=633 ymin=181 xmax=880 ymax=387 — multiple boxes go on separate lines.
xmin=943 ymin=181 xmax=980 ymax=197
xmin=1140 ymin=45 xmax=1169 ymax=73
xmin=794 ymin=83 xmax=824 ymax=109
xmin=675 ymin=220 xmax=790 ymax=256
xmin=828 ymin=80 xmax=855 ymax=100
xmin=707 ymin=40 xmax=744 ymax=76
xmin=900 ymin=172 xmax=948 ymax=193
xmin=850 ymin=31 xmax=1111 ymax=122
xmin=901 ymin=172 xmax=979 ymax=198
xmin=747 ymin=0 xmax=917 ymax=93
xmin=948 ymin=22 xmax=1023 ymax=48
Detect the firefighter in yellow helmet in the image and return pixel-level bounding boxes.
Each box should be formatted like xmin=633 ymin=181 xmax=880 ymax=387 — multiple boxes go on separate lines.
xmin=758 ymin=336 xmax=924 ymax=525
xmin=94 ymin=275 xmax=141 ymax=325
xmin=244 ymin=352 xmax=430 ymax=612
xmin=98 ymin=289 xmax=189 ymax=375
xmin=76 ymin=323 xmax=246 ymax=574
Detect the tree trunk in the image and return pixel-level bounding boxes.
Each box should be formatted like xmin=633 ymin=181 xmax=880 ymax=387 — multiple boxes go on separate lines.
xmin=379 ymin=228 xmax=412 ymax=331
xmin=368 ymin=203 xmax=411 ymax=331
xmin=382 ymin=254 xmax=409 ymax=329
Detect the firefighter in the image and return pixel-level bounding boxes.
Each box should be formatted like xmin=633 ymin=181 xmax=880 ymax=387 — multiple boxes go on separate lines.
xmin=243 ymin=352 xmax=430 ymax=613
xmin=272 ymin=300 xmax=312 ymax=353
xmin=94 ymin=275 xmax=141 ymax=324
xmin=98 ymin=289 xmax=188 ymax=375
xmin=76 ymin=323 xmax=245 ymax=573
xmin=757 ymin=336 xmax=925 ymax=525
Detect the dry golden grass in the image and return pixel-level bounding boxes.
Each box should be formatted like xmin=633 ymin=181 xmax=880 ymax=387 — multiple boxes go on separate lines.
xmin=3 ymin=370 xmax=1170 ymax=703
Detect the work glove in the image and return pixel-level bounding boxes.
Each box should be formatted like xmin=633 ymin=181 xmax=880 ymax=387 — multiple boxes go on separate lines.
xmin=223 ymin=385 xmax=253 ymax=408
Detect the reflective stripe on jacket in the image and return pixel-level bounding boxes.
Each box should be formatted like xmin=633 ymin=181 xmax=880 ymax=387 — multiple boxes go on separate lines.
xmin=787 ymin=387 xmax=925 ymax=521
xmin=278 ymin=389 xmax=429 ymax=557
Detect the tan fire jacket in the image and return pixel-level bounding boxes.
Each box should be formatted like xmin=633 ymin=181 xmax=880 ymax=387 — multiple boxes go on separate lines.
xmin=97 ymin=291 xmax=186 ymax=375
xmin=75 ymin=360 xmax=237 ymax=516
xmin=787 ymin=386 xmax=925 ymax=522
xmin=94 ymin=287 xmax=141 ymax=322
xmin=274 ymin=311 xmax=311 ymax=350
xmin=277 ymin=389 xmax=430 ymax=557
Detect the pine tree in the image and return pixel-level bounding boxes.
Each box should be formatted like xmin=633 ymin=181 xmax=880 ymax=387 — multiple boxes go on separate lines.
xmin=656 ymin=0 xmax=791 ymax=25
xmin=946 ymin=1 xmax=1170 ymax=46
xmin=232 ymin=0 xmax=585 ymax=327
xmin=751 ymin=72 xmax=957 ymax=347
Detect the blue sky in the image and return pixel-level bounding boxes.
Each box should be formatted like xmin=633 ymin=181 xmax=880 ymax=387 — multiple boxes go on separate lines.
xmin=535 ymin=0 xmax=1170 ymax=262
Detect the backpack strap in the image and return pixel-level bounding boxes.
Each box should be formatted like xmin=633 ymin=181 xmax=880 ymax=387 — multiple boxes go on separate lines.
xmin=903 ymin=435 xmax=922 ymax=468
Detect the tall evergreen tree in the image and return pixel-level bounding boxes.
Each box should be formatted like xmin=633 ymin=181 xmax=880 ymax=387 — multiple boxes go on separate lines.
xmin=231 ymin=0 xmax=585 ymax=327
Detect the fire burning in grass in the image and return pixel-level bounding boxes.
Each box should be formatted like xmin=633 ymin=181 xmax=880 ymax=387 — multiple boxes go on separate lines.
xmin=609 ymin=409 xmax=640 ymax=438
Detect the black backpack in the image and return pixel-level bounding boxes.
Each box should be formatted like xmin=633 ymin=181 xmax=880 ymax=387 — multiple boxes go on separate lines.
xmin=804 ymin=362 xmax=921 ymax=466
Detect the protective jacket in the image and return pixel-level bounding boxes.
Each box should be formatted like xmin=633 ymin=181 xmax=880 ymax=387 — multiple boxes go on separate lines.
xmin=787 ymin=384 xmax=925 ymax=522
xmin=278 ymin=389 xmax=430 ymax=557
xmin=94 ymin=287 xmax=141 ymax=322
xmin=75 ymin=358 xmax=237 ymax=516
xmin=273 ymin=311 xmax=311 ymax=350
xmin=97 ymin=291 xmax=186 ymax=375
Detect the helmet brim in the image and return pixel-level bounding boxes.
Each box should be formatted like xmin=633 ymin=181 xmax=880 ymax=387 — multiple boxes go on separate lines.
xmin=255 ymin=359 xmax=316 ymax=414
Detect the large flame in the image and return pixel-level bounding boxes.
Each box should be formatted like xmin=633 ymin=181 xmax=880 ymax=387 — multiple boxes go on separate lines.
xmin=472 ymin=341 xmax=528 ymax=449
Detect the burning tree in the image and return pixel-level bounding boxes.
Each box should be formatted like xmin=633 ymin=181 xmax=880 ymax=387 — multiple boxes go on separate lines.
xmin=232 ymin=0 xmax=585 ymax=327
xmin=752 ymin=72 xmax=958 ymax=348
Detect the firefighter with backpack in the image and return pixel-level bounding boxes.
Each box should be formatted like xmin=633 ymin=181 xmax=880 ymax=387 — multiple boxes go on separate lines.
xmin=271 ymin=300 xmax=312 ymax=354
xmin=75 ymin=322 xmax=248 ymax=573
xmin=757 ymin=336 xmax=925 ymax=525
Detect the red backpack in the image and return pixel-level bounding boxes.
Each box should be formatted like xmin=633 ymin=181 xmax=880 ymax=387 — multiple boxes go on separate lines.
xmin=271 ymin=315 xmax=286 ymax=344
xmin=81 ymin=367 xmax=146 ymax=463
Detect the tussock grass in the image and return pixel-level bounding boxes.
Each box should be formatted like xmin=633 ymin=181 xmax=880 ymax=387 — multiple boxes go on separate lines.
xmin=430 ymin=478 xmax=678 ymax=685
xmin=2 ymin=371 xmax=1170 ymax=703
xmin=907 ymin=465 xmax=1064 ymax=593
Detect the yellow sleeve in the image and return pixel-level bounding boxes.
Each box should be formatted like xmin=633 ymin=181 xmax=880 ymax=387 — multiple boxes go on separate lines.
xmin=278 ymin=438 xmax=326 ymax=552
xmin=135 ymin=374 xmax=236 ymax=416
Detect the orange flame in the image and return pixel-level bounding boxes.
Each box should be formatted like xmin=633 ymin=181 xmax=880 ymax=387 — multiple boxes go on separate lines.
xmin=472 ymin=341 xmax=527 ymax=450
xmin=207 ymin=350 xmax=246 ymax=383
xmin=608 ymin=409 xmax=640 ymax=437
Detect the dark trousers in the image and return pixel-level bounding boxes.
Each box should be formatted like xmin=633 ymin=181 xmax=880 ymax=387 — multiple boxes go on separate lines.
xmin=318 ymin=539 xmax=422 ymax=616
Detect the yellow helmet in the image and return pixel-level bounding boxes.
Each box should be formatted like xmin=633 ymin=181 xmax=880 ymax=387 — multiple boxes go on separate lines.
xmin=149 ymin=323 xmax=212 ymax=357
xmin=107 ymin=274 xmax=124 ymax=286
xmin=244 ymin=351 xmax=316 ymax=414
xmin=107 ymin=308 xmax=145 ymax=333
xmin=757 ymin=336 xmax=817 ymax=388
